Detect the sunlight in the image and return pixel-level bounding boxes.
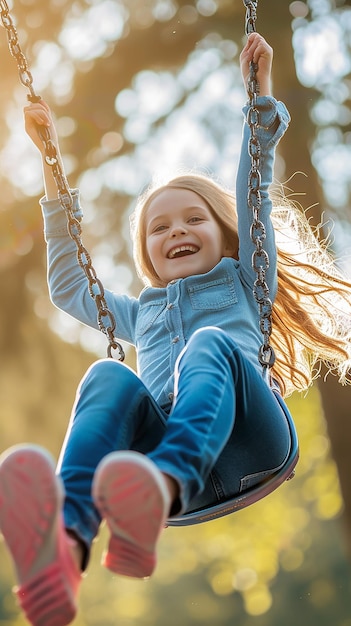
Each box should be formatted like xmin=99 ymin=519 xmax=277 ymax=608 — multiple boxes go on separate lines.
xmin=0 ymin=108 xmax=43 ymax=195
xmin=116 ymin=70 xmax=182 ymax=129
xmin=244 ymin=585 xmax=273 ymax=616
xmin=31 ymin=41 xmax=63 ymax=91
xmin=290 ymin=9 xmax=351 ymax=222
xmin=196 ymin=0 xmax=218 ymax=17
xmin=293 ymin=15 xmax=350 ymax=87
xmin=312 ymin=140 xmax=351 ymax=208
xmin=59 ymin=0 xmax=127 ymax=61
xmin=112 ymin=56 xmax=244 ymax=190
xmin=153 ymin=0 xmax=177 ymax=22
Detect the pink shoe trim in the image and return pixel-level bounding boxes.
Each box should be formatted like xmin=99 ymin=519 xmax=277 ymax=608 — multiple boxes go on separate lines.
xmin=103 ymin=534 xmax=156 ymax=579
xmin=17 ymin=522 xmax=81 ymax=626
xmin=0 ymin=445 xmax=81 ymax=626
xmin=92 ymin=451 xmax=170 ymax=579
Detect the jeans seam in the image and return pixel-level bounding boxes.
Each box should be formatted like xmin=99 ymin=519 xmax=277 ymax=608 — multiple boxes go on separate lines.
xmin=209 ymin=469 xmax=224 ymax=501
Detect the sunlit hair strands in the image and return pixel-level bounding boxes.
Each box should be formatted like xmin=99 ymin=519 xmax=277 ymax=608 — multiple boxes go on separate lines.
xmin=131 ymin=173 xmax=351 ymax=397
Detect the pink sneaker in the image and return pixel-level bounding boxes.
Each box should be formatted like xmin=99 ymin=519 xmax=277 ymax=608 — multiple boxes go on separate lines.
xmin=0 ymin=445 xmax=82 ymax=626
xmin=92 ymin=451 xmax=170 ymax=579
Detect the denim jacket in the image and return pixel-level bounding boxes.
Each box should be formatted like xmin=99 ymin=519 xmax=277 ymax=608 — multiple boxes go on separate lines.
xmin=41 ymin=96 xmax=290 ymax=408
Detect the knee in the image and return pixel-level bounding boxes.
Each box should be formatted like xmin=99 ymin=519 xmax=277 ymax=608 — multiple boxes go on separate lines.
xmin=181 ymin=328 xmax=246 ymax=374
xmin=188 ymin=326 xmax=236 ymax=351
xmin=80 ymin=359 xmax=139 ymax=392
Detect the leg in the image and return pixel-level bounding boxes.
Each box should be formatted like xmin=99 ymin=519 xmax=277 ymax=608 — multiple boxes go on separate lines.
xmin=149 ymin=326 xmax=290 ymax=514
xmin=0 ymin=358 xmax=170 ymax=621
xmin=57 ymin=358 xmax=168 ymax=563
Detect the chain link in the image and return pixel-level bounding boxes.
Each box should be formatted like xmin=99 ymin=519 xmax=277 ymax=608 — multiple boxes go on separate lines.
xmin=0 ymin=0 xmax=124 ymax=360
xmin=0 ymin=0 xmax=38 ymax=100
xmin=243 ymin=0 xmax=275 ymax=371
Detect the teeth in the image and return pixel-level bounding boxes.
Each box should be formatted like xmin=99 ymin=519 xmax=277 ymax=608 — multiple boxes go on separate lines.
xmin=168 ymin=245 xmax=199 ymax=259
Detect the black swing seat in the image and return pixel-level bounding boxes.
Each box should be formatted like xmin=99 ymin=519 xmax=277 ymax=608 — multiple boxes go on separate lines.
xmin=167 ymin=390 xmax=299 ymax=526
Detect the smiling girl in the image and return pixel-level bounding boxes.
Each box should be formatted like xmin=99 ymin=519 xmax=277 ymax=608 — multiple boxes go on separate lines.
xmin=144 ymin=187 xmax=235 ymax=283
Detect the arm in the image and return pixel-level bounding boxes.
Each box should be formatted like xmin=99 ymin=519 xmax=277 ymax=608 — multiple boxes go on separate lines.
xmin=24 ymin=100 xmax=95 ymax=322
xmin=40 ymin=190 xmax=138 ymax=342
xmin=24 ymin=100 xmax=137 ymax=342
xmin=24 ymin=99 xmax=63 ymax=200
xmin=237 ymin=34 xmax=290 ymax=299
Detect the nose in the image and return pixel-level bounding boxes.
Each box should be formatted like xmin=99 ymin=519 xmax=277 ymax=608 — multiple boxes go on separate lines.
xmin=169 ymin=224 xmax=188 ymax=238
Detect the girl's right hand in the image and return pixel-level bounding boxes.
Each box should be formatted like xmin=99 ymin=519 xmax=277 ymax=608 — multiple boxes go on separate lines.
xmin=23 ymin=99 xmax=59 ymax=154
xmin=240 ymin=33 xmax=273 ymax=97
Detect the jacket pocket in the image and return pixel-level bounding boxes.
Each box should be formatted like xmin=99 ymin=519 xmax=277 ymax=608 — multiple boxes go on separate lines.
xmin=136 ymin=300 xmax=167 ymax=336
xmin=188 ymin=276 xmax=237 ymax=310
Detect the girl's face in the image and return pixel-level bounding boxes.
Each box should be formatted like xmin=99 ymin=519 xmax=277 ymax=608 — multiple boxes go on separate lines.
xmin=145 ymin=187 xmax=234 ymax=286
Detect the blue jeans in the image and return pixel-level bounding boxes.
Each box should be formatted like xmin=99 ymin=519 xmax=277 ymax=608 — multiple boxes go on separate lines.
xmin=57 ymin=327 xmax=290 ymax=562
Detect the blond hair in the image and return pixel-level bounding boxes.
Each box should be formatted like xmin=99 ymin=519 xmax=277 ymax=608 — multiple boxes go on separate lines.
xmin=132 ymin=174 xmax=351 ymax=397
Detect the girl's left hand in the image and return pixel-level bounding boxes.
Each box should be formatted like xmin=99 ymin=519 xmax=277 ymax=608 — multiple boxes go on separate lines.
xmin=240 ymin=33 xmax=273 ymax=97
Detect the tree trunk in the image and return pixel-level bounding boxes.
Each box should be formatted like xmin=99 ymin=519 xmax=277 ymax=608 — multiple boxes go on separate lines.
xmin=262 ymin=0 xmax=351 ymax=552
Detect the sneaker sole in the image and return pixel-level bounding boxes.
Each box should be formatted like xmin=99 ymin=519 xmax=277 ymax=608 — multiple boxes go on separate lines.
xmin=92 ymin=451 xmax=170 ymax=578
xmin=0 ymin=445 xmax=78 ymax=626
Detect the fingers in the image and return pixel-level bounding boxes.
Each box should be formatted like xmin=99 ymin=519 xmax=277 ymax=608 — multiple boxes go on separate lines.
xmin=241 ymin=33 xmax=273 ymax=65
xmin=240 ymin=33 xmax=273 ymax=96
xmin=23 ymin=100 xmax=57 ymax=153
xmin=24 ymin=100 xmax=51 ymax=128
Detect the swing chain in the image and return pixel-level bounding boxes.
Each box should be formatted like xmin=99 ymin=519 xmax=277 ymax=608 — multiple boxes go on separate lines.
xmin=0 ymin=0 xmax=38 ymax=100
xmin=41 ymin=132 xmax=125 ymax=361
xmin=243 ymin=0 xmax=275 ymax=371
xmin=0 ymin=0 xmax=125 ymax=361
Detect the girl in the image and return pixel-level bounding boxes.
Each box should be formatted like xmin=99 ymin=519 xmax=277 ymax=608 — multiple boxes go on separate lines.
xmin=0 ymin=33 xmax=350 ymax=626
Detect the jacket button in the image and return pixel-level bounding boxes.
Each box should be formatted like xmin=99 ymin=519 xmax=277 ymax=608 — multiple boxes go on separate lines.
xmin=172 ymin=336 xmax=180 ymax=344
xmin=168 ymin=393 xmax=174 ymax=401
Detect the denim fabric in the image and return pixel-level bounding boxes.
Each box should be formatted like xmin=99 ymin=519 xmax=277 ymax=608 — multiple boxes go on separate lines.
xmin=58 ymin=327 xmax=290 ymax=561
xmin=40 ymin=97 xmax=291 ymax=407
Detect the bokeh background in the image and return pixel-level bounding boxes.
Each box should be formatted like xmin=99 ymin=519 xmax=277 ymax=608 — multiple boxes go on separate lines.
xmin=1 ymin=0 xmax=351 ymax=624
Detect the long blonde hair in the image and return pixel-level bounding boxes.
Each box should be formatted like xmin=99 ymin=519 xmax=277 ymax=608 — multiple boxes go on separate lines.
xmin=132 ymin=174 xmax=351 ymax=397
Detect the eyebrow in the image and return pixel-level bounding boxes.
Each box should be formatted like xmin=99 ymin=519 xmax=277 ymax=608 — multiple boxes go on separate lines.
xmin=147 ymin=205 xmax=209 ymax=228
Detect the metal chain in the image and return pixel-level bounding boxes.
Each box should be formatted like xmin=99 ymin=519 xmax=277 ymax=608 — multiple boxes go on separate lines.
xmin=243 ymin=0 xmax=275 ymax=372
xmin=0 ymin=0 xmax=38 ymax=100
xmin=0 ymin=0 xmax=124 ymax=360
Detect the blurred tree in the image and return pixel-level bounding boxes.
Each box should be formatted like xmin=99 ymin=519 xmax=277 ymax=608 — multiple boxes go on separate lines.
xmin=262 ymin=0 xmax=351 ymax=556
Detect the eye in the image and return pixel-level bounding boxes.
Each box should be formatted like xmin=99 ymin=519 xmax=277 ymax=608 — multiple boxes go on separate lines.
xmin=188 ymin=216 xmax=204 ymax=224
xmin=152 ymin=223 xmax=168 ymax=233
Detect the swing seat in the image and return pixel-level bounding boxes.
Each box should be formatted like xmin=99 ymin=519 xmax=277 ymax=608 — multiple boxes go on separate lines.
xmin=167 ymin=390 xmax=299 ymax=526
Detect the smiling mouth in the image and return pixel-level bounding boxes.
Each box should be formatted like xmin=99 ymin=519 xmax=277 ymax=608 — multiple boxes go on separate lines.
xmin=167 ymin=245 xmax=199 ymax=259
